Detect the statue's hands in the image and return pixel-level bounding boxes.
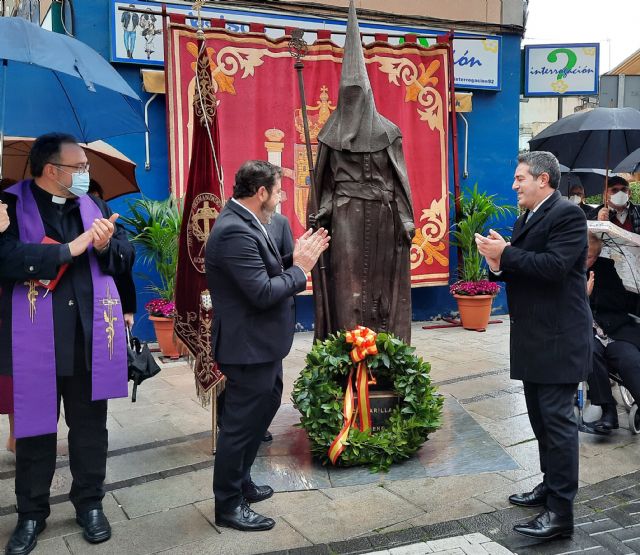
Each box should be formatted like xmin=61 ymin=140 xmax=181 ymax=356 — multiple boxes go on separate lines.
xmin=402 ymin=221 xmax=416 ymax=245
xmin=308 ymin=208 xmax=329 ymax=230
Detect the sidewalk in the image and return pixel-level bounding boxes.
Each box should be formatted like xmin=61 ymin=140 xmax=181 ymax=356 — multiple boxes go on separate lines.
xmin=0 ymin=318 xmax=638 ymax=554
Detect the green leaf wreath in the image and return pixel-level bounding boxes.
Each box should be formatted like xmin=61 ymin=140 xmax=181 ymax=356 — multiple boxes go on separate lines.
xmin=292 ymin=331 xmax=443 ymax=472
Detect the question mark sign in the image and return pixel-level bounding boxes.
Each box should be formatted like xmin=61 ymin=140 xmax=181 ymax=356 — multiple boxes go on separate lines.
xmin=547 ymin=48 xmax=577 ymax=81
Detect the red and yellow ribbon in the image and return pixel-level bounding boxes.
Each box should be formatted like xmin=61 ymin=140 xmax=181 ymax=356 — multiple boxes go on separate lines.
xmin=328 ymin=326 xmax=378 ymax=465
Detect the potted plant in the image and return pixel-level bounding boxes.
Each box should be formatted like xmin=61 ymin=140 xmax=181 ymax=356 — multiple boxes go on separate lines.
xmin=120 ymin=197 xmax=183 ymax=357
xmin=450 ymin=184 xmax=516 ymax=331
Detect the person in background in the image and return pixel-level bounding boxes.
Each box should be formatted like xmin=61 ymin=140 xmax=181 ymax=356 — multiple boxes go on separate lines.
xmin=0 ymin=199 xmax=14 ymax=453
xmin=88 ymin=179 xmax=137 ymax=328
xmin=584 ymin=233 xmax=640 ymax=434
xmin=590 ymin=176 xmax=640 ymax=234
xmin=568 ymin=184 xmax=593 ymax=217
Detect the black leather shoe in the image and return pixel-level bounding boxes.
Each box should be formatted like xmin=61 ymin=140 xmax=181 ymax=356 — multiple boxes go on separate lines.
xmin=508 ymin=482 xmax=548 ymax=507
xmin=5 ymin=519 xmax=46 ymax=555
xmin=75 ymin=509 xmax=111 ymax=544
xmin=513 ymin=509 xmax=573 ymax=539
xmin=262 ymin=431 xmax=273 ymax=442
xmin=215 ymin=502 xmax=275 ymax=531
xmin=242 ymin=481 xmax=274 ymax=503
xmin=587 ymin=403 xmax=619 ymax=434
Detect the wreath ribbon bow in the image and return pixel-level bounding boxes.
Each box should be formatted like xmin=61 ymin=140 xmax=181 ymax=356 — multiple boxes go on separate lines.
xmin=328 ymin=326 xmax=378 ymax=465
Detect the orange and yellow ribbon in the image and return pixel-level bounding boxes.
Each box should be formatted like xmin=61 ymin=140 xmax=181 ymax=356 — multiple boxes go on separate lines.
xmin=328 ymin=326 xmax=378 ymax=465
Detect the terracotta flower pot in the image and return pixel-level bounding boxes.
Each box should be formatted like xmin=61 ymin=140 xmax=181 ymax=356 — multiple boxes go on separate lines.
xmin=453 ymin=294 xmax=494 ymax=331
xmin=149 ymin=315 xmax=181 ymax=358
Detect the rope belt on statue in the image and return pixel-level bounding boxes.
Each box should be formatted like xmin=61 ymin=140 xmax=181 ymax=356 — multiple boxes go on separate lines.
xmin=328 ymin=326 xmax=378 ymax=465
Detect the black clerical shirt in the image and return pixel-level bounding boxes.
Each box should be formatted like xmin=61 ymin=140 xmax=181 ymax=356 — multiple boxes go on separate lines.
xmin=0 ymin=181 xmax=134 ymax=377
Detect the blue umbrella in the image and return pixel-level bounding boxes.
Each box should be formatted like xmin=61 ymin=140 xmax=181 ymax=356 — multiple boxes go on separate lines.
xmin=0 ymin=17 xmax=145 ymax=155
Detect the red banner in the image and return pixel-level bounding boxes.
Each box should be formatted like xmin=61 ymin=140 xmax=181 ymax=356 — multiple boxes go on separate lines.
xmin=166 ymin=22 xmax=450 ymax=286
xmin=173 ymin=38 xmax=224 ymax=400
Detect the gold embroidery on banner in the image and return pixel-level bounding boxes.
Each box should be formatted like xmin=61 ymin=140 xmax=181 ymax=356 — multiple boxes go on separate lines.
xmin=100 ymin=285 xmax=120 ymax=359
xmin=192 ymin=46 xmax=218 ymax=125
xmin=187 ymin=193 xmax=222 ymax=273
xmin=411 ymin=198 xmax=448 ymax=269
xmin=173 ymin=289 xmax=222 ymax=403
xmin=25 ymin=281 xmax=38 ymax=322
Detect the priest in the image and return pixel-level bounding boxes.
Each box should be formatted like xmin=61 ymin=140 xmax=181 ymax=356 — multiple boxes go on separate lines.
xmin=0 ymin=133 xmax=132 ymax=555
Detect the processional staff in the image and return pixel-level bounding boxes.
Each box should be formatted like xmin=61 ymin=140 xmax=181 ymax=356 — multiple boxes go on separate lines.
xmin=288 ymin=28 xmax=332 ymax=332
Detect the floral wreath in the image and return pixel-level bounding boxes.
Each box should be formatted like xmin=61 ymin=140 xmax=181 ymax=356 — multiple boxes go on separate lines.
xmin=292 ymin=327 xmax=443 ymax=472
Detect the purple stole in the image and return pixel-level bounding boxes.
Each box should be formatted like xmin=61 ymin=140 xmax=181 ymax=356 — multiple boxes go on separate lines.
xmin=7 ymin=180 xmax=128 ymax=438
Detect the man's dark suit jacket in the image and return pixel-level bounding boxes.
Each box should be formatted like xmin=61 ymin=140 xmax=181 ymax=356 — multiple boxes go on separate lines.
xmin=494 ymin=190 xmax=592 ymax=384
xmin=264 ymin=212 xmax=294 ymax=265
xmin=590 ymin=256 xmax=640 ymax=349
xmin=205 ymin=201 xmax=307 ymax=366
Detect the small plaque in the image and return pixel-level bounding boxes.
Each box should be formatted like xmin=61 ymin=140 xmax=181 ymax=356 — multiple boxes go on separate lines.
xmin=356 ymin=390 xmax=401 ymax=432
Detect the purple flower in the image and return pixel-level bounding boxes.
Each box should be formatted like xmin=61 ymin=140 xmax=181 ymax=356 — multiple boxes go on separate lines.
xmin=145 ymin=298 xmax=176 ymax=318
xmin=449 ymin=280 xmax=500 ymax=296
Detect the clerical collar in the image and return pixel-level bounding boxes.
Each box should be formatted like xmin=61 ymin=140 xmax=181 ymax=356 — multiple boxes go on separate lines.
xmin=51 ymin=195 xmax=67 ymax=205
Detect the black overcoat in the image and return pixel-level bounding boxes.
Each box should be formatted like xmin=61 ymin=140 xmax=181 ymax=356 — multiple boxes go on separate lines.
xmin=495 ymin=191 xmax=593 ymax=384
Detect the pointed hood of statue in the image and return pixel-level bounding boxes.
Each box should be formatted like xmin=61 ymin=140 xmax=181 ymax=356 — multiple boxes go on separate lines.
xmin=318 ymin=0 xmax=401 ymax=153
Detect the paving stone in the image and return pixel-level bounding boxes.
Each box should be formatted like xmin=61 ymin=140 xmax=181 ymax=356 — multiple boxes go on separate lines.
xmin=591 ymin=532 xmax=635 ymax=554
xmin=328 ymin=537 xmax=374 ymax=554
xmin=577 ymin=517 xmax=623 ymax=536
xmin=479 ymin=543 xmax=513 ymax=555
xmin=112 ymin=468 xmax=211 ymax=518
xmin=64 ymin=505 xmax=214 ymax=555
xmin=610 ymin=522 xmax=640 ymax=542
xmin=389 ymin=542 xmax=433 ymax=554
xmin=31 ymin=536 xmax=72 ymax=555
xmin=457 ymin=513 xmax=503 ymax=537
xmin=409 ymin=499 xmax=495 ymax=527
xmin=158 ymin=516 xmax=311 ymax=554
xmin=385 ymin=474 xmax=511 ymax=512
xmin=418 ymin=520 xmax=466 ymax=541
xmin=283 ymin=486 xmax=423 ymax=544
xmin=427 ymin=537 xmax=471 ymax=551
xmin=603 ymin=506 xmax=640 ymax=528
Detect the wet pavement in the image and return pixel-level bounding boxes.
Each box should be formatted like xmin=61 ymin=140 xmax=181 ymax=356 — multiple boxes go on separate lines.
xmin=0 ymin=317 xmax=637 ymax=554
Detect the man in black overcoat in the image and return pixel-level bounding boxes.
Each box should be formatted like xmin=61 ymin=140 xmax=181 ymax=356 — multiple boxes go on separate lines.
xmin=476 ymin=151 xmax=592 ymax=540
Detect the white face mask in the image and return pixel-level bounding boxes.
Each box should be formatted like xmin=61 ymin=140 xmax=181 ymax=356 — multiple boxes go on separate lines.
xmin=610 ymin=191 xmax=629 ymax=207
xmin=569 ymin=195 xmax=582 ymax=205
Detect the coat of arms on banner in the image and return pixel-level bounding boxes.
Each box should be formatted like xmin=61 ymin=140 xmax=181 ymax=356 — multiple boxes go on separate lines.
xmin=187 ymin=192 xmax=222 ymax=273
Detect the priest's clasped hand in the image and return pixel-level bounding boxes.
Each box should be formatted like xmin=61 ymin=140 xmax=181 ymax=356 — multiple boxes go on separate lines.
xmin=91 ymin=213 xmax=119 ymax=252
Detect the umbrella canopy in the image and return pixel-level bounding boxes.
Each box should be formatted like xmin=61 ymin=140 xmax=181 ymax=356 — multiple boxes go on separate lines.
xmin=529 ymin=107 xmax=640 ymax=171
xmin=2 ymin=136 xmax=140 ymax=201
xmin=559 ymin=168 xmax=610 ymax=197
xmin=613 ymin=147 xmax=640 ymax=174
xmin=0 ymin=17 xmax=145 ymax=143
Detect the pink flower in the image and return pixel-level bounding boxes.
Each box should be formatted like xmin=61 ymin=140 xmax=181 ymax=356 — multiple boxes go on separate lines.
xmin=449 ymin=280 xmax=500 ymax=296
xmin=145 ymin=299 xmax=176 ymax=318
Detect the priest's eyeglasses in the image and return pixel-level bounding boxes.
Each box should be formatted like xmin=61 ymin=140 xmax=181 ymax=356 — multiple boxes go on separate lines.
xmin=54 ymin=163 xmax=91 ymax=173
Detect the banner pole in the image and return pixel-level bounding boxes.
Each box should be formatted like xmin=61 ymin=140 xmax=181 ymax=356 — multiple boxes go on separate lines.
xmin=289 ymin=29 xmax=332 ymax=332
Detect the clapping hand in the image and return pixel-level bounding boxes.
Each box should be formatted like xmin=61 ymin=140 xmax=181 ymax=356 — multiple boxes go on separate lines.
xmin=0 ymin=202 xmax=9 ymax=233
xmin=587 ymin=271 xmax=595 ymax=296
xmin=293 ymin=228 xmax=330 ymax=274
xmin=475 ymin=229 xmax=509 ymax=272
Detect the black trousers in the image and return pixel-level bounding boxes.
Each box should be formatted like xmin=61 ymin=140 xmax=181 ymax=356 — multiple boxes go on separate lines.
xmin=15 ymin=371 xmax=108 ymax=521
xmin=213 ymin=360 xmax=282 ymax=513
xmin=523 ymin=381 xmax=579 ymax=518
xmin=588 ymin=338 xmax=640 ymax=406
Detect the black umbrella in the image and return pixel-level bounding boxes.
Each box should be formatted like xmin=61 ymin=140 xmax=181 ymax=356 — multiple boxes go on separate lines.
xmin=126 ymin=329 xmax=161 ymax=402
xmin=559 ymin=168 xmax=610 ymax=197
xmin=613 ymin=147 xmax=640 ymax=173
xmin=529 ymin=107 xmax=640 ymax=172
